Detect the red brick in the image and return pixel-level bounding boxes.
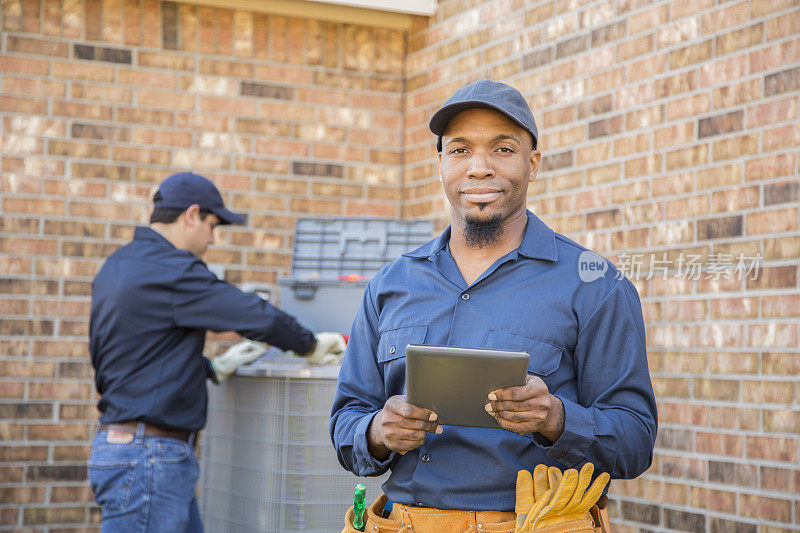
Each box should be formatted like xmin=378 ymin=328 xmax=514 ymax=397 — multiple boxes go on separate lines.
xmin=766 ymin=9 xmax=800 ymax=39
xmin=713 ymin=133 xmax=758 ymax=161
xmin=24 ymin=506 xmax=87 ymax=525
xmin=747 ymin=97 xmax=798 ymax=127
xmin=52 ymin=61 xmax=114 ymax=82
xmin=118 ymin=68 xmax=178 ymax=88
xmin=3 ymin=76 xmax=66 ymax=97
xmin=743 ymin=379 xmax=795 ymax=403
xmin=180 ymin=4 xmax=198 ymax=52
xmin=141 ymin=0 xmax=159 ymax=47
xmin=0 ymin=486 xmax=46 ymax=504
xmin=695 ymin=378 xmax=739 ymax=401
xmin=739 ymin=493 xmax=793 ymax=522
xmin=712 ymin=185 xmax=759 ymax=213
xmin=748 ymin=323 xmax=798 ymax=348
xmin=747 ymin=208 xmax=798 ymax=235
xmin=695 ymin=164 xmax=741 ymax=190
xmin=716 ymin=22 xmax=763 ymax=55
xmin=61 ymin=0 xmax=81 ymax=37
xmin=136 ymin=89 xmax=195 ymax=110
xmin=139 ymin=51 xmax=194 ymax=70
xmin=750 ymin=39 xmax=800 ymax=74
xmin=0 ymin=445 xmax=48 ymax=462
xmin=763 ymin=352 xmax=800 ymax=375
xmin=752 ymin=0 xmax=797 ymax=17
xmin=102 ymin=0 xmax=123 ymax=42
xmin=762 ymin=294 xmax=800 ymax=318
xmin=72 ymin=82 xmax=132 ymax=103
xmin=709 ymin=406 xmax=759 ymax=431
xmin=748 ymin=265 xmax=798 ymax=290
xmin=124 ymin=0 xmax=141 ymax=44
xmin=702 ymin=2 xmax=749 ymax=34
xmin=713 ymin=79 xmax=761 ymax=109
xmin=761 ymin=466 xmax=800 ymax=493
xmin=745 ymin=153 xmax=796 ymax=181
xmin=52 ymin=101 xmax=113 ymax=121
xmin=51 ymin=483 xmax=95 ymax=502
xmin=666 ymin=94 xmax=711 ymax=120
xmin=670 ymin=40 xmax=712 ymax=69
xmin=0 ymin=55 xmax=49 ymax=75
xmin=763 ymin=124 xmax=800 ymax=151
xmin=689 ymin=486 xmax=737 ymax=513
xmin=200 ymin=97 xmax=256 ymax=116
xmin=653 ymin=122 xmax=693 ymax=149
xmin=764 ymin=236 xmax=800 ymax=260
xmin=7 ymin=35 xmax=68 ymax=56
xmin=652 ymin=171 xmax=692 ymax=197
xmin=763 ymin=409 xmax=800 ymax=433
xmin=0 ymin=95 xmax=47 ymax=115
xmin=666 ymin=145 xmax=708 ymax=170
xmin=269 ymin=14 xmax=287 ymax=61
xmin=701 ymin=56 xmax=748 ymax=87
xmin=657 ymin=17 xmax=698 ymax=48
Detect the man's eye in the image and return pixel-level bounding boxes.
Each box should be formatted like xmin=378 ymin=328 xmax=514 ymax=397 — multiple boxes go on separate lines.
xmin=450 ymin=147 xmax=468 ymax=154
xmin=497 ymin=146 xmax=514 ymax=153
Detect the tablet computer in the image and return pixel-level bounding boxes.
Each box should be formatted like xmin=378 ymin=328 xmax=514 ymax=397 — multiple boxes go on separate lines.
xmin=405 ymin=344 xmax=529 ymax=429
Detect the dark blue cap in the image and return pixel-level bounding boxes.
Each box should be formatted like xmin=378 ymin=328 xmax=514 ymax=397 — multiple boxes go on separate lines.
xmin=154 ymin=172 xmax=245 ymax=225
xmin=429 ymin=79 xmax=538 ymax=152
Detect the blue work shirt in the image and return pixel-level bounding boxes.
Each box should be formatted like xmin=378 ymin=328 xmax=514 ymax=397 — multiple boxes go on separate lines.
xmin=90 ymin=226 xmax=316 ymax=431
xmin=330 ymin=211 xmax=657 ymax=511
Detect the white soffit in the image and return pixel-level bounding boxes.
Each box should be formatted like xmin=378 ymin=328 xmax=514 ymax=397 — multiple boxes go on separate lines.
xmin=184 ymin=0 xmax=437 ymax=29
xmin=311 ymin=0 xmax=437 ymax=16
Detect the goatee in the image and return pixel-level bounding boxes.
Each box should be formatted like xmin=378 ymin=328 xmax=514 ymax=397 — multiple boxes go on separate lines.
xmin=463 ymin=210 xmax=503 ymax=248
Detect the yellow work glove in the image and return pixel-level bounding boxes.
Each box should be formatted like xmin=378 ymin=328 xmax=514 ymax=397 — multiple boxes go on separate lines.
xmin=515 ymin=464 xmax=550 ymax=532
xmin=514 ymin=463 xmax=610 ymax=531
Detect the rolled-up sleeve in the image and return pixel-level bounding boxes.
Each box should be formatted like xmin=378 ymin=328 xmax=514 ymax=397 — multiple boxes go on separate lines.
xmin=172 ymin=260 xmax=316 ymax=354
xmin=330 ymin=279 xmax=396 ymax=477
xmin=542 ymin=278 xmax=657 ymax=478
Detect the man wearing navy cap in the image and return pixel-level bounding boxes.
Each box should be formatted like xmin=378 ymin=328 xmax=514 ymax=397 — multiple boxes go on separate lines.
xmin=88 ymin=171 xmax=346 ymax=532
xmin=331 ymin=80 xmax=657 ymax=531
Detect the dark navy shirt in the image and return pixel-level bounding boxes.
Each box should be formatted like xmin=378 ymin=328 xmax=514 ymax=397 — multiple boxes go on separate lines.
xmin=330 ymin=211 xmax=657 ymax=511
xmin=90 ymin=226 xmax=315 ymax=431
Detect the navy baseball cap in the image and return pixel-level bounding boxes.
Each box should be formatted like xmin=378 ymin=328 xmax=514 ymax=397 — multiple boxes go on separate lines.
xmin=154 ymin=172 xmax=246 ymax=225
xmin=429 ymin=79 xmax=538 ymax=152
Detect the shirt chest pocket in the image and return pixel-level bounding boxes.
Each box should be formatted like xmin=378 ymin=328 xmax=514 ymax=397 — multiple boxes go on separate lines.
xmin=377 ymin=325 xmax=428 ymax=364
xmin=484 ymin=329 xmax=564 ymax=378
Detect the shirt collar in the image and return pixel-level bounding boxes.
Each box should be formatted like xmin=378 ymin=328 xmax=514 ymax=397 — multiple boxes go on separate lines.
xmin=134 ymin=226 xmax=176 ymax=249
xmin=404 ymin=210 xmax=558 ymax=262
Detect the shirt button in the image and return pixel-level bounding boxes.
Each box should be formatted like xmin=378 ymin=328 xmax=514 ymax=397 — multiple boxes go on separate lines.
xmin=389 ymin=346 xmax=396 ymax=354
xmin=421 ymin=453 xmax=430 ymax=462
xmin=461 ymin=293 xmax=470 ymax=300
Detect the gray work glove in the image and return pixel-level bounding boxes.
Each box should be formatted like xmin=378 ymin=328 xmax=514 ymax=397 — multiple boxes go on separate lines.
xmin=211 ymin=340 xmax=268 ymax=383
xmin=301 ymin=332 xmax=346 ymax=366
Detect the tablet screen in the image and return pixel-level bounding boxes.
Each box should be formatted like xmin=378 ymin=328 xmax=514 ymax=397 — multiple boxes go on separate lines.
xmin=405 ymin=344 xmax=529 ymax=429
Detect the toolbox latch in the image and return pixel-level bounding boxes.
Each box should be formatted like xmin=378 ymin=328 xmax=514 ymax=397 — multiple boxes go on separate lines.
xmin=291 ymin=280 xmax=319 ymax=300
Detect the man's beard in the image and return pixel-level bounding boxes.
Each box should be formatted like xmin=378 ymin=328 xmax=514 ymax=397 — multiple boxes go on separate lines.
xmin=463 ymin=208 xmax=503 ymax=248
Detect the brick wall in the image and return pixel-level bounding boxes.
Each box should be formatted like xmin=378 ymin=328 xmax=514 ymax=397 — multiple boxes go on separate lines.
xmin=0 ymin=1 xmax=405 ymax=529
xmin=404 ymin=0 xmax=800 ymax=531
xmin=1 ymin=0 xmax=799 ymax=531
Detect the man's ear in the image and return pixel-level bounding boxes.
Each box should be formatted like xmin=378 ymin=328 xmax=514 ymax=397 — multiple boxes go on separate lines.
xmin=529 ymin=151 xmax=542 ymax=182
xmin=183 ymin=204 xmax=202 ymax=226
xmin=438 ymin=152 xmax=443 ymax=182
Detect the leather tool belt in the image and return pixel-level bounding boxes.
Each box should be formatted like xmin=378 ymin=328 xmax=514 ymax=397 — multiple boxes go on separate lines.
xmin=341 ymin=494 xmax=612 ymax=533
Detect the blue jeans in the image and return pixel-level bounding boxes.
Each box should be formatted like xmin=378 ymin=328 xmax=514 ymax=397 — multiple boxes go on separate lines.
xmin=88 ymin=423 xmax=203 ymax=533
